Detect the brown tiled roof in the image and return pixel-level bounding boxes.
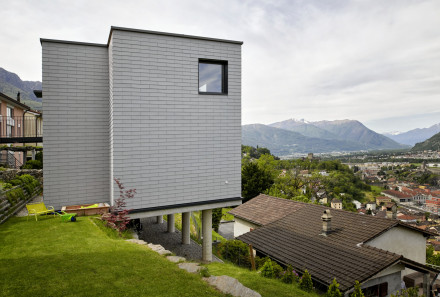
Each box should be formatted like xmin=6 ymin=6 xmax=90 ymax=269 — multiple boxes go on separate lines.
xmin=382 ymin=190 xmax=412 ymax=199
xmin=236 ymin=194 xmax=434 ymax=292
xmin=228 ymin=194 xmax=305 ymax=226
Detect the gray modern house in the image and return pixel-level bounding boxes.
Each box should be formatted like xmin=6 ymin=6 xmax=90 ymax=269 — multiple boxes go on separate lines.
xmin=41 ymin=26 xmax=242 ymax=261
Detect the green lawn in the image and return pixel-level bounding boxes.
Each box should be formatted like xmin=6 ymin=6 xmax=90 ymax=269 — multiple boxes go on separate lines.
xmin=206 ymin=262 xmax=321 ymax=297
xmin=222 ymin=207 xmax=234 ymax=221
xmin=0 ymin=216 xmax=225 ymax=297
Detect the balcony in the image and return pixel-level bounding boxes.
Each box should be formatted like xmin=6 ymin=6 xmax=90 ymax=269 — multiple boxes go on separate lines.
xmin=0 ymin=116 xmax=43 ymax=144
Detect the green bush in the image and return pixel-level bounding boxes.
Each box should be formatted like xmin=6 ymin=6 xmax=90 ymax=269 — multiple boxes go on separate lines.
xmin=9 ymin=179 xmax=22 ymax=186
xmin=6 ymin=188 xmax=25 ymax=205
xmin=36 ymin=151 xmax=43 ymax=162
xmin=216 ymin=240 xmax=250 ymax=268
xmin=351 ymin=281 xmax=364 ymax=297
xmin=22 ymin=160 xmax=42 ymax=169
xmin=327 ymin=278 xmax=342 ymax=297
xmin=2 ymin=183 xmax=13 ymax=190
xmin=199 ymin=267 xmax=211 ymax=278
xmin=299 ymin=269 xmax=313 ymax=292
xmin=260 ymin=259 xmax=275 ymax=278
xmin=281 ymin=265 xmax=298 ymax=284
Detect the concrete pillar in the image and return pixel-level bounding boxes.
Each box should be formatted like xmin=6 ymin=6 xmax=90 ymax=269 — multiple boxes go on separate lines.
xmin=182 ymin=212 xmax=190 ymax=245
xmin=156 ymin=215 xmax=163 ymax=224
xmin=423 ymin=273 xmax=430 ymax=297
xmin=32 ymin=149 xmax=36 ymax=160
xmin=167 ymin=214 xmax=175 ymax=233
xmin=202 ymin=209 xmax=212 ymax=262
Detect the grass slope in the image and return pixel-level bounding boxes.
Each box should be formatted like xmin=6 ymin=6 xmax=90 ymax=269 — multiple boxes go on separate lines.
xmin=0 ymin=216 xmax=224 ymax=297
xmin=206 ymin=262 xmax=321 ymax=297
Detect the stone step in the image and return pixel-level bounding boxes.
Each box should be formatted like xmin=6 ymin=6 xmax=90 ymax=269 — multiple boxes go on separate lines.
xmin=178 ymin=262 xmax=201 ymax=273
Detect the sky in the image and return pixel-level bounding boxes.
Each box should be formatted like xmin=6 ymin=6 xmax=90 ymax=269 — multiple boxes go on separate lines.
xmin=1 ymin=0 xmax=439 ymax=133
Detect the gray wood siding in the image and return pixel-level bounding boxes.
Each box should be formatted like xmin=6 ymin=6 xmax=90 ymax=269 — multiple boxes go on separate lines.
xmin=42 ymin=42 xmax=110 ymax=210
xmin=109 ymin=30 xmax=241 ymax=209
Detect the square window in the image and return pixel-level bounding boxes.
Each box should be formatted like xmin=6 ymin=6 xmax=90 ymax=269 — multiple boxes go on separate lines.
xmin=199 ymin=60 xmax=227 ymax=94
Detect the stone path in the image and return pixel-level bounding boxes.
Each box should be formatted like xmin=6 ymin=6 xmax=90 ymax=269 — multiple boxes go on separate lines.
xmin=137 ymin=217 xmax=222 ymax=262
xmin=125 ymin=238 xmax=261 ymax=297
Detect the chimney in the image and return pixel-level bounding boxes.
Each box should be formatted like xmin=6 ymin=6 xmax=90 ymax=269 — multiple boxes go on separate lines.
xmin=17 ymin=92 xmax=21 ymax=102
xmin=321 ymin=209 xmax=332 ymax=236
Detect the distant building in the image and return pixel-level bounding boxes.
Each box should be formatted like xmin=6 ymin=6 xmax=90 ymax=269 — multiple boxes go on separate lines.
xmin=331 ymin=198 xmax=342 ymax=209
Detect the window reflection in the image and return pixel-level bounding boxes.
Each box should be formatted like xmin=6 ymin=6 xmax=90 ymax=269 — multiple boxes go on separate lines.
xmin=199 ymin=62 xmax=224 ymax=93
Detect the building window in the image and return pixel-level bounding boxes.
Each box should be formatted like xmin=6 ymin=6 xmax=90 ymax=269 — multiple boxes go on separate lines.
xmin=198 ymin=59 xmax=227 ymax=94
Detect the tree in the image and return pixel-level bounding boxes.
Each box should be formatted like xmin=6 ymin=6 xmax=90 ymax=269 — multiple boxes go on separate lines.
xmin=351 ymin=281 xmax=364 ymax=297
xmin=327 ymin=278 xmax=342 ymax=297
xmin=242 ymin=162 xmax=274 ymax=202
xmin=299 ymin=269 xmax=313 ymax=292
xmin=212 ymin=208 xmax=222 ymax=232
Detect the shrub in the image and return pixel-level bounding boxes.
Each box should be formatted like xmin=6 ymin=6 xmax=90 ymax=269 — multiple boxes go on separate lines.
xmin=101 ymin=178 xmax=136 ymax=235
xmin=351 ymin=281 xmax=364 ymax=297
xmin=299 ymin=269 xmax=313 ymax=292
xmin=2 ymin=183 xmax=13 ymax=190
xmin=36 ymin=151 xmax=43 ymax=162
xmin=327 ymin=278 xmax=342 ymax=297
xmin=216 ymin=240 xmax=250 ymax=268
xmin=272 ymin=260 xmax=283 ymax=278
xmin=390 ymin=287 xmax=418 ymax=297
xmin=6 ymin=188 xmax=25 ymax=205
xmin=9 ymin=179 xmax=22 ymax=186
xmin=281 ymin=265 xmax=298 ymax=284
xmin=22 ymin=160 xmax=42 ymax=169
xmin=199 ymin=267 xmax=210 ymax=277
xmin=260 ymin=259 xmax=275 ymax=278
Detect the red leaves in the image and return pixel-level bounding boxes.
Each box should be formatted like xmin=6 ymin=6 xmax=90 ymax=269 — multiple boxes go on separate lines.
xmin=102 ymin=178 xmax=136 ymax=235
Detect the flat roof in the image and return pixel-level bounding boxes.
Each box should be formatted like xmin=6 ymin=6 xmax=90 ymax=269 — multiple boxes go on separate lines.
xmin=41 ymin=26 xmax=243 ymax=47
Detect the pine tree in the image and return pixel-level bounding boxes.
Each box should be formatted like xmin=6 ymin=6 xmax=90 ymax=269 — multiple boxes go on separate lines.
xmin=299 ymin=269 xmax=313 ymax=292
xmin=327 ymin=278 xmax=342 ymax=297
xmin=260 ymin=259 xmax=275 ymax=278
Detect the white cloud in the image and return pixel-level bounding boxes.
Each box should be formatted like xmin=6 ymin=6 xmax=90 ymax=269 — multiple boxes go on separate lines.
xmin=1 ymin=0 xmax=439 ymax=131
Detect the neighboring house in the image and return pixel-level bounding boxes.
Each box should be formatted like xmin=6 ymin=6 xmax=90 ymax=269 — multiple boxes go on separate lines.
xmin=0 ymin=92 xmax=42 ymax=167
xmin=376 ymin=196 xmax=392 ymax=205
xmin=382 ymin=190 xmax=413 ymax=203
xmin=41 ymin=26 xmax=243 ymax=261
xmin=232 ymin=194 xmax=437 ymax=296
xmin=426 ymin=195 xmax=440 ymax=213
xmin=331 ymin=198 xmax=342 ymax=209
xmin=366 ymin=202 xmax=376 ymax=211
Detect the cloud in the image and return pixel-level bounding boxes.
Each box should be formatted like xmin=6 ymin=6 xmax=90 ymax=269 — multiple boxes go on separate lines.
xmin=1 ymin=0 xmax=439 ymax=131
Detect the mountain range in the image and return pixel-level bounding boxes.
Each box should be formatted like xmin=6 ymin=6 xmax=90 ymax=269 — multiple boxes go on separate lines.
xmin=383 ymin=123 xmax=440 ymax=146
xmin=0 ymin=67 xmax=42 ymax=110
xmin=243 ymin=119 xmax=408 ymax=156
xmin=411 ymin=131 xmax=440 ymax=152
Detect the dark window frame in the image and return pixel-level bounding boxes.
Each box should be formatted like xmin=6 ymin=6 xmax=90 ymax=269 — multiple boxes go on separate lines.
xmin=198 ymin=59 xmax=228 ymax=95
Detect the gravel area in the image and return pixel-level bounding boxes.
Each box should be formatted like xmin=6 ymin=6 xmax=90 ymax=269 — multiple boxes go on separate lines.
xmin=15 ymin=195 xmax=44 ymax=217
xmin=218 ymin=221 xmax=235 ymax=240
xmin=138 ymin=217 xmax=222 ymax=262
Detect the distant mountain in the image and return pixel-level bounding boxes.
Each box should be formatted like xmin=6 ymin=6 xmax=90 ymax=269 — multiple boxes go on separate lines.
xmin=311 ymin=119 xmax=405 ymax=150
xmin=0 ymin=67 xmax=42 ymax=110
xmin=269 ymin=119 xmax=338 ymax=139
xmin=242 ymin=124 xmax=367 ymax=156
xmin=411 ymin=132 xmax=440 ymax=152
xmin=383 ymin=123 xmax=440 ymax=146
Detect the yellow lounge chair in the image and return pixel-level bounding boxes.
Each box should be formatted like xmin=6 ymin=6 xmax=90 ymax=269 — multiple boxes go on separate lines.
xmin=26 ymin=202 xmax=55 ymax=221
